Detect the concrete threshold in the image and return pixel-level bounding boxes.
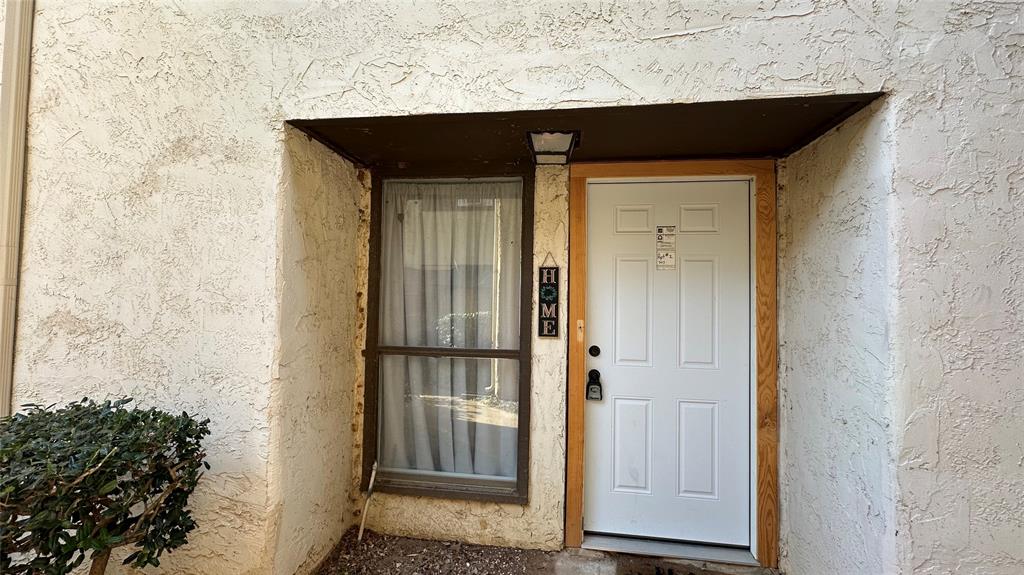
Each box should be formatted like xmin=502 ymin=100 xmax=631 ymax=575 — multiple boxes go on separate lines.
xmin=550 ymin=534 xmax=776 ymax=575
xmin=583 ymin=534 xmax=759 ymax=566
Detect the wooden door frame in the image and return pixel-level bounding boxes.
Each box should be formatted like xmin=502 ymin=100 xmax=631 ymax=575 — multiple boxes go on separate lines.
xmin=564 ymin=160 xmax=778 ymax=568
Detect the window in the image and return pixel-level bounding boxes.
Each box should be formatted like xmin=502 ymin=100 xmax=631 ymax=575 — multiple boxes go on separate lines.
xmin=363 ymin=173 xmax=533 ymax=502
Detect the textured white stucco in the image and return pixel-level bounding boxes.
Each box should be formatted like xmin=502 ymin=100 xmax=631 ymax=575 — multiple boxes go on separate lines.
xmin=271 ymin=127 xmax=367 ymax=575
xmin=16 ymin=3 xmax=280 ymax=570
xmin=890 ymin=4 xmax=1024 ymax=574
xmin=10 ymin=1 xmax=1024 ymax=574
xmin=779 ymin=100 xmax=898 ymax=574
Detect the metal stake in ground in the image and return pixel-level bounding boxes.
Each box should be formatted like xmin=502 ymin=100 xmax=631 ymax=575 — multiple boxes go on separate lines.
xmin=357 ymin=461 xmax=378 ymax=542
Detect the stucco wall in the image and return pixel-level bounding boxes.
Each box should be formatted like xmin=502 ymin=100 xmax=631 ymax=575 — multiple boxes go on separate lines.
xmin=14 ymin=2 xmax=280 ymax=571
xmin=779 ymin=100 xmax=897 ymax=574
xmin=271 ymin=127 xmax=367 ymax=575
xmin=362 ymin=165 xmax=569 ymax=551
xmin=11 ymin=1 xmax=1024 ymax=574
xmin=891 ymin=4 xmax=1024 ymax=574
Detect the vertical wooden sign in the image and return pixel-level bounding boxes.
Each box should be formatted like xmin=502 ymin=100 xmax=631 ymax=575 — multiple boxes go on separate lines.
xmin=538 ymin=267 xmax=559 ymax=338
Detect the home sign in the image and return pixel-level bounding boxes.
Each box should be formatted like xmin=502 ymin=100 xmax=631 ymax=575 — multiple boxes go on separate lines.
xmin=538 ymin=266 xmax=559 ymax=338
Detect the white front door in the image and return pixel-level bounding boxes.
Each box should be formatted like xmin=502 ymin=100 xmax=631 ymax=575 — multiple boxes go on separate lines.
xmin=583 ymin=178 xmax=751 ymax=546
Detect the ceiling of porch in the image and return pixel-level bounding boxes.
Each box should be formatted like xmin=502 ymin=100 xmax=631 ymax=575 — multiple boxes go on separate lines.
xmin=289 ymin=93 xmax=883 ymax=173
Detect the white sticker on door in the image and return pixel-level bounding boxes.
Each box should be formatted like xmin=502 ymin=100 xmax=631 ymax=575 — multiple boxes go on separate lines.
xmin=656 ymin=225 xmax=677 ymax=270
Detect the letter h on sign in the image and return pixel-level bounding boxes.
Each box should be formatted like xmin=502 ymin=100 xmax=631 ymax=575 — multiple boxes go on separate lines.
xmin=538 ymin=267 xmax=559 ymax=338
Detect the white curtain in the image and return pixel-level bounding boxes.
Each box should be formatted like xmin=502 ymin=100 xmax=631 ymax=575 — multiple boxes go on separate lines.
xmin=379 ymin=179 xmax=521 ymax=479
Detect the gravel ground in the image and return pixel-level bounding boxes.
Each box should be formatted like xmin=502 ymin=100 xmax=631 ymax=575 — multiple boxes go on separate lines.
xmin=315 ymin=528 xmax=768 ymax=575
xmin=315 ymin=528 xmax=556 ymax=575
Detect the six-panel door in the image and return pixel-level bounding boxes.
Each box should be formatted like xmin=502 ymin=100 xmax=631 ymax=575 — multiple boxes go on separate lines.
xmin=583 ymin=179 xmax=751 ymax=545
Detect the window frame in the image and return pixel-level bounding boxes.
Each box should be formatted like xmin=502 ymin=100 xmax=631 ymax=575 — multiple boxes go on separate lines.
xmin=361 ymin=165 xmax=534 ymax=504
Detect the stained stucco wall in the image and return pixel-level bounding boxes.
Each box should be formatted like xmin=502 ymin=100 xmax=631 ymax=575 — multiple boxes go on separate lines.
xmin=779 ymin=100 xmax=897 ymax=574
xmin=272 ymin=127 xmax=368 ymax=575
xmin=11 ymin=1 xmax=1024 ymax=574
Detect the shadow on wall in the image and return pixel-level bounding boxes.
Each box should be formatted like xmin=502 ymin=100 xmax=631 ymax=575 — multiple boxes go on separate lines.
xmin=270 ymin=126 xmax=371 ymax=575
xmin=778 ymin=97 xmax=898 ymax=575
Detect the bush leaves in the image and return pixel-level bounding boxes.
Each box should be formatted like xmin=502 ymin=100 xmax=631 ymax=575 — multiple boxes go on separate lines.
xmin=0 ymin=398 xmax=210 ymax=574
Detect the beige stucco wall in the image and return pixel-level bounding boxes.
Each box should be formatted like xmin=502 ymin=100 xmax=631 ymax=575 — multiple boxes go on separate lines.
xmin=11 ymin=1 xmax=1024 ymax=574
xmin=271 ymin=127 xmax=367 ymax=575
xmin=15 ymin=2 xmax=280 ymax=570
xmin=779 ymin=100 xmax=898 ymax=574
xmin=362 ymin=165 xmax=569 ymax=550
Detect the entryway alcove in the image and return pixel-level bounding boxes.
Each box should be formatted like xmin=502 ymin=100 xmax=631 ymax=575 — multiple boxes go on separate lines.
xmin=283 ymin=91 xmax=884 ymax=570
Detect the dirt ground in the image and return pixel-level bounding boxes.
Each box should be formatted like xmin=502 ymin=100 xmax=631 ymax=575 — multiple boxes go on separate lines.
xmin=315 ymin=528 xmax=554 ymax=575
xmin=315 ymin=528 xmax=763 ymax=575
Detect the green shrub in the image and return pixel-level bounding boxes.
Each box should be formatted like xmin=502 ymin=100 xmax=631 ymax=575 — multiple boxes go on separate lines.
xmin=1 ymin=398 xmax=210 ymax=574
